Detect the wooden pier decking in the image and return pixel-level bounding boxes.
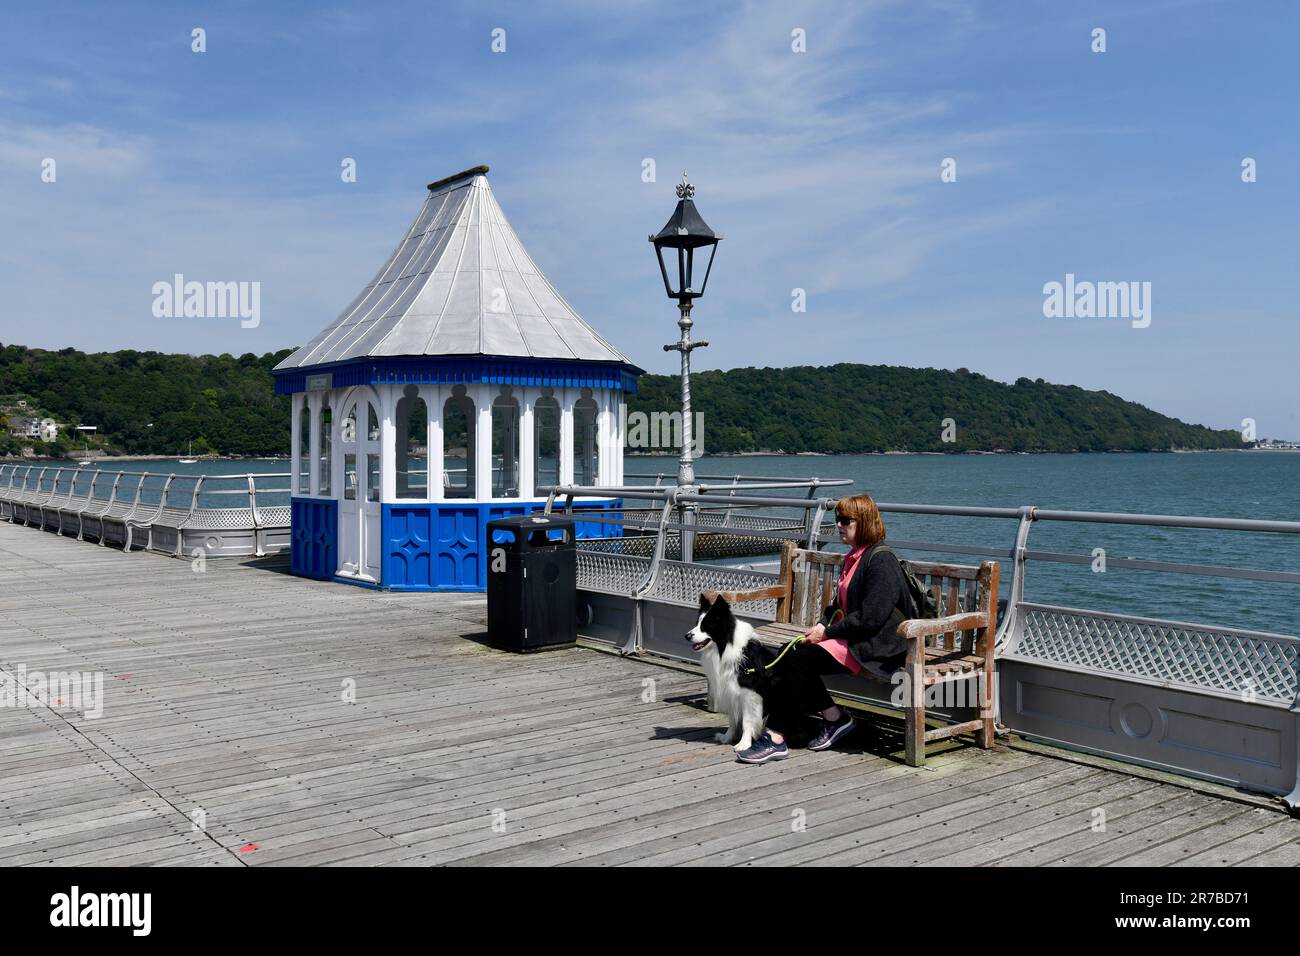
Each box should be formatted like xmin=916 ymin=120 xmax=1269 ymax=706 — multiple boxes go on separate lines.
xmin=2 ymin=520 xmax=1298 ymax=867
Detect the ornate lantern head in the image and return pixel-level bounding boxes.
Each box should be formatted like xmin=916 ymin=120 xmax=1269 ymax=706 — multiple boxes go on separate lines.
xmin=649 ymin=173 xmax=721 ymax=302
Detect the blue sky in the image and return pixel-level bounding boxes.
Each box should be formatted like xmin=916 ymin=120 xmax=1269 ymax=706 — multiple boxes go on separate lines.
xmin=1 ymin=0 xmax=1296 ymax=437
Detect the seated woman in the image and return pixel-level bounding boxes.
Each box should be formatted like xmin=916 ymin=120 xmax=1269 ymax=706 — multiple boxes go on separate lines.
xmin=736 ymin=494 xmax=916 ymax=764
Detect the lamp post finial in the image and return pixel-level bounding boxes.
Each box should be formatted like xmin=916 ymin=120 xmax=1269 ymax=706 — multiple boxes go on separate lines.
xmin=675 ymin=172 xmax=694 ymax=201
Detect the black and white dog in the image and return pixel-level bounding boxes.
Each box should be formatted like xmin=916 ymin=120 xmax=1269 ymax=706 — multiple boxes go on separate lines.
xmin=685 ymin=593 xmax=781 ymax=752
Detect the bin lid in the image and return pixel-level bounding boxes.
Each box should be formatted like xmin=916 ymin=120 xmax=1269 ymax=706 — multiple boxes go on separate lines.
xmin=485 ymin=514 xmax=575 ymax=529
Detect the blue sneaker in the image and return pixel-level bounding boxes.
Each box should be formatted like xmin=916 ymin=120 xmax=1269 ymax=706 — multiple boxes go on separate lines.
xmin=735 ymin=734 xmax=789 ymax=764
xmin=808 ymin=713 xmax=856 ymax=751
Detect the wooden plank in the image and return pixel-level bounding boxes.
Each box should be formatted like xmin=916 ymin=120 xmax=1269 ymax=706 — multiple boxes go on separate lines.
xmin=882 ymin=775 xmax=1162 ymax=866
xmin=1127 ymin=805 xmax=1284 ymax=866
xmin=536 ymin=752 xmax=1036 ymax=869
xmin=799 ymin=765 xmax=1104 ymax=866
xmin=945 ymin=784 xmax=1180 ymax=866
xmin=993 ymin=791 xmax=1198 ymax=866
xmin=1174 ymin=816 xmax=1300 ymax=866
xmin=1229 ymin=836 xmax=1300 ymax=866
xmin=1040 ymin=794 xmax=1249 ymax=866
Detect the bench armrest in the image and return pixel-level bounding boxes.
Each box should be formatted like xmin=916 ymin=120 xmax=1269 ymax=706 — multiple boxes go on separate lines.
xmin=703 ymin=586 xmax=787 ymax=604
xmin=897 ymin=611 xmax=989 ymax=641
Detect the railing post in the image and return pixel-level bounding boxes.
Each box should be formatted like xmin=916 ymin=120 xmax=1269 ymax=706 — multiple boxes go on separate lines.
xmin=17 ymin=465 xmax=33 ymax=521
xmin=27 ymin=467 xmax=49 ymax=525
xmin=173 ymin=475 xmax=203 ymax=556
xmin=633 ymin=496 xmax=677 ymax=599
xmin=996 ymin=505 xmax=1038 ymax=650
xmin=128 ymin=474 xmax=145 ymax=511
xmin=0 ymin=465 xmax=12 ymax=518
xmin=625 ymin=496 xmax=679 ymax=656
xmin=805 ymin=496 xmax=830 ymax=549
xmin=720 ymin=474 xmax=741 ymax=527
xmin=77 ymin=471 xmax=98 ymax=540
xmin=1 ymin=465 xmax=14 ymax=520
xmin=140 ymin=474 xmax=175 ymax=554
xmin=186 ymin=476 xmax=204 ymax=518
xmin=248 ymin=474 xmax=266 ymax=557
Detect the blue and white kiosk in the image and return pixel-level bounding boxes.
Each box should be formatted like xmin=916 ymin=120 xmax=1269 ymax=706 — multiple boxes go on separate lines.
xmin=274 ymin=166 xmax=641 ymax=590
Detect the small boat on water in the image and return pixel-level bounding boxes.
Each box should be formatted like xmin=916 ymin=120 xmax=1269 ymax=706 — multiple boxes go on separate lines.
xmin=179 ymin=440 xmax=197 ymax=464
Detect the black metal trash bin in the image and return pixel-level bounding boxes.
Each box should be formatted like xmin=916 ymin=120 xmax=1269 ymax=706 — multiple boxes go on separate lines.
xmin=485 ymin=514 xmax=577 ymax=651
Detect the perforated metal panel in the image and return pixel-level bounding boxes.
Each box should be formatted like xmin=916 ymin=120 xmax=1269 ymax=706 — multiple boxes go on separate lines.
xmin=576 ymin=536 xmax=656 ymax=556
xmin=643 ymin=559 xmax=781 ymax=617
xmin=1009 ymin=603 xmax=1300 ymax=704
xmin=576 ymin=550 xmax=651 ymax=595
xmin=185 ymin=508 xmax=256 ymax=529
xmin=577 ymin=530 xmax=784 ymax=562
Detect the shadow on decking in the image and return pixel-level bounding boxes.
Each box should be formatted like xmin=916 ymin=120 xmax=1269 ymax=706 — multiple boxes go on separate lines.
xmin=657 ymin=688 xmax=975 ymax=766
xmin=239 ymin=553 xmax=294 ymax=575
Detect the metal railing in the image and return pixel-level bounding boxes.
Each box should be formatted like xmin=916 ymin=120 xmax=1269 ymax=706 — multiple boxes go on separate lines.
xmin=0 ymin=463 xmax=291 ymax=555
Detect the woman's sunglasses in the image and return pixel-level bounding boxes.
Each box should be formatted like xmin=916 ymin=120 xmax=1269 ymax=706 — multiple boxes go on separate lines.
xmin=835 ymin=515 xmax=854 ymax=526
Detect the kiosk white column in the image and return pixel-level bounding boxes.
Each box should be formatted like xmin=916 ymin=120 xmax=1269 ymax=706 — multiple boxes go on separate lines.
xmin=427 ymin=384 xmax=443 ymax=501
xmin=597 ymin=389 xmax=612 ymax=486
xmin=290 ymin=393 xmax=303 ymax=495
xmin=307 ymin=391 xmax=321 ymax=496
xmin=615 ymin=393 xmax=626 ymax=485
xmin=560 ymin=397 xmax=575 ymax=486
xmin=475 ymin=383 xmax=492 ymax=501
xmin=380 ymin=384 xmax=397 ymax=502
xmin=520 ymin=387 xmax=535 ymax=500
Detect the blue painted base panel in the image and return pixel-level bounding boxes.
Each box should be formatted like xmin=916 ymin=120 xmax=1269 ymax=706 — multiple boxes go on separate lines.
xmin=382 ymin=499 xmax=620 ymax=591
xmin=291 ymin=496 xmax=619 ymax=591
xmin=290 ymin=497 xmax=338 ymax=580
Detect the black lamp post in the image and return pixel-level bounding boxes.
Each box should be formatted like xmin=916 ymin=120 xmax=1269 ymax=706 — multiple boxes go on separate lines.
xmin=650 ymin=173 xmax=721 ymax=560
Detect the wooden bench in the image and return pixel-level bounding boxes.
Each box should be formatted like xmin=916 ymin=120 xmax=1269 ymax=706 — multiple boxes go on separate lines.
xmin=710 ymin=540 xmax=1000 ymax=766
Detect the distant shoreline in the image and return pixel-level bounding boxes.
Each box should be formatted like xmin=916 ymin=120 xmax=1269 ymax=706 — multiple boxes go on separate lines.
xmin=4 ymin=449 xmax=1291 ymax=465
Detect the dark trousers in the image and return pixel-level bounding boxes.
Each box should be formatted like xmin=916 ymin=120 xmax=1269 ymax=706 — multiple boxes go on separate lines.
xmin=766 ymin=640 xmax=851 ymax=736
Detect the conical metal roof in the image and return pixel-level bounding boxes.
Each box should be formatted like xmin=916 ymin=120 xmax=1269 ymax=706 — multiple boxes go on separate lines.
xmin=275 ymin=167 xmax=633 ymax=371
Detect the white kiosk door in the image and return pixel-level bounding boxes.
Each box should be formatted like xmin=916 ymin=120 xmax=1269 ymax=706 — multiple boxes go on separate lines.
xmin=337 ymin=395 xmax=382 ymax=583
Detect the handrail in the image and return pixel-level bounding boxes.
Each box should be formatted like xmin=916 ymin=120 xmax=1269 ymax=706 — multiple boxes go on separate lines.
xmin=697 ymin=479 xmax=853 ymax=492
xmin=0 ymin=465 xmax=294 ymax=502
xmin=1029 ymin=508 xmax=1300 ymax=535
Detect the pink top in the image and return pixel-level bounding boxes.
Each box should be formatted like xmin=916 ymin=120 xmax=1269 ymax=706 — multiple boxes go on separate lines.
xmin=836 ymin=544 xmax=868 ymax=610
xmin=818 ymin=545 xmax=867 ymax=675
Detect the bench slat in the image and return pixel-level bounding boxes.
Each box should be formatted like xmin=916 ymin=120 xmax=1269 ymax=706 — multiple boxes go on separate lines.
xmin=907 ymin=562 xmax=981 ymax=580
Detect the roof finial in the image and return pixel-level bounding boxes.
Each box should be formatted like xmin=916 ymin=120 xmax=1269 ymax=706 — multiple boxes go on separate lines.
xmin=675 ymin=171 xmax=695 ymax=201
